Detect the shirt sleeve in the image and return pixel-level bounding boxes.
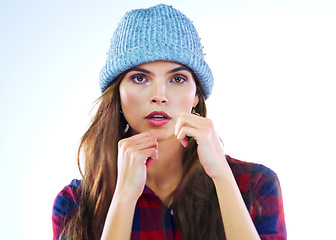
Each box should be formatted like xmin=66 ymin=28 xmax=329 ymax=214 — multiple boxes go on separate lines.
xmin=52 ymin=179 xmax=81 ymax=240
xmin=253 ymin=172 xmax=287 ymax=240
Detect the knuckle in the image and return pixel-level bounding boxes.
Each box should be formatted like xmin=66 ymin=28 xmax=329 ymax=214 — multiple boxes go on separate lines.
xmin=205 ymin=118 xmax=213 ymax=128
xmin=118 ymin=138 xmax=128 ymax=147
xmin=206 ymin=118 xmax=213 ymax=125
xmin=125 ymin=145 xmax=134 ymax=154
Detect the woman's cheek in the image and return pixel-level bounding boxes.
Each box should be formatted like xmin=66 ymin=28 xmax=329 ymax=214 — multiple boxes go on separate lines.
xmin=177 ymin=91 xmax=198 ymax=111
xmin=120 ymin=85 xmax=144 ymax=109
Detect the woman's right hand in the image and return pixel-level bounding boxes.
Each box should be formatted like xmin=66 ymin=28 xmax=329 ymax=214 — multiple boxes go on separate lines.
xmin=101 ymin=132 xmax=158 ymax=240
xmin=114 ymin=132 xmax=158 ymax=202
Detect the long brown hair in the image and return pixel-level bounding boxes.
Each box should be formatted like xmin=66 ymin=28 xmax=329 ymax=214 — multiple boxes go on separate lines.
xmin=60 ymin=71 xmax=256 ymax=240
xmin=61 ymin=72 xmax=128 ymax=239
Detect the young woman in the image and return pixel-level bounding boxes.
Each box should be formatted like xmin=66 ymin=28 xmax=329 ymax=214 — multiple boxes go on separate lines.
xmin=52 ymin=4 xmax=286 ymax=240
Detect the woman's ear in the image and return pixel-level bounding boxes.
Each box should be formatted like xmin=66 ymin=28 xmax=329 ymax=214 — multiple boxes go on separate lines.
xmin=193 ymin=94 xmax=199 ymax=108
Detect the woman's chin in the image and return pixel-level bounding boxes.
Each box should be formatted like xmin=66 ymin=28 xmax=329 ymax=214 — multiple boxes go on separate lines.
xmin=147 ymin=129 xmax=176 ymax=141
xmin=129 ymin=126 xmax=177 ymax=142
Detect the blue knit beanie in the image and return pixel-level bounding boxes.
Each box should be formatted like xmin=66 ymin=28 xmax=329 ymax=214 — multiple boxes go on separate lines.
xmin=99 ymin=4 xmax=214 ymax=99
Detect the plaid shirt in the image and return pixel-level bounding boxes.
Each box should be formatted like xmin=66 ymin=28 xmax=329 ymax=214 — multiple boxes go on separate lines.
xmin=52 ymin=157 xmax=286 ymax=239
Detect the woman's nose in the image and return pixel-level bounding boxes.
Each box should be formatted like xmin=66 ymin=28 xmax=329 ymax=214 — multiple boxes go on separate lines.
xmin=151 ymin=96 xmax=168 ymax=104
xmin=150 ymin=83 xmax=168 ymax=104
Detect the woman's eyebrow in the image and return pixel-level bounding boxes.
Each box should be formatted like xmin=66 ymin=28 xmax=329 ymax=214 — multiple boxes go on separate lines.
xmin=127 ymin=67 xmax=153 ymax=75
xmin=127 ymin=66 xmax=191 ymax=75
xmin=166 ymin=66 xmax=192 ymax=75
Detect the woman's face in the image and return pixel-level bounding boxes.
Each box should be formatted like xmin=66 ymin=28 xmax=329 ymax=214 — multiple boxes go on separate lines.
xmin=119 ymin=60 xmax=199 ymax=140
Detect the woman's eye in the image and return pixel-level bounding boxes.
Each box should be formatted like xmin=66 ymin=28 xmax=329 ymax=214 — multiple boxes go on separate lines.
xmin=131 ymin=75 xmax=147 ymax=84
xmin=171 ymin=76 xmax=187 ymax=83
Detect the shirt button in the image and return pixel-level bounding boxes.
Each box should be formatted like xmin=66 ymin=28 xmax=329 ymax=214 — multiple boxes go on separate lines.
xmin=170 ymin=209 xmax=174 ymax=215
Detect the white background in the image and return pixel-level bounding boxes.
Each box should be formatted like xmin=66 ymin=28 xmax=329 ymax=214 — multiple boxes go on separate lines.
xmin=0 ymin=0 xmax=335 ymax=239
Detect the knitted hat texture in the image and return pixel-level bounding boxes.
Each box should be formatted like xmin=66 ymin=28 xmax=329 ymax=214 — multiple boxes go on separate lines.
xmin=99 ymin=4 xmax=214 ymax=99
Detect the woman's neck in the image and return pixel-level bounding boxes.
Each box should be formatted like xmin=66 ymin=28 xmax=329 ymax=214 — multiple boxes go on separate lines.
xmin=146 ymin=135 xmax=184 ymax=205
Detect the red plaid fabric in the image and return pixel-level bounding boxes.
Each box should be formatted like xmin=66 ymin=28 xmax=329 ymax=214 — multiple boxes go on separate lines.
xmin=52 ymin=157 xmax=286 ymax=239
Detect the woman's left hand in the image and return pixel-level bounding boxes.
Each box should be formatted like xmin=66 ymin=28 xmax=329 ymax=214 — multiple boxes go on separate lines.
xmin=175 ymin=112 xmax=230 ymax=180
xmin=176 ymin=113 xmax=261 ymax=240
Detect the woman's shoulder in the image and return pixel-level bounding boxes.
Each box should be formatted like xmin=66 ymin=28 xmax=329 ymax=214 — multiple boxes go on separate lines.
xmin=56 ymin=179 xmax=82 ymax=201
xmin=52 ymin=179 xmax=82 ymax=238
xmin=227 ymin=155 xmax=279 ymax=194
xmin=53 ymin=179 xmax=82 ymax=217
xmin=228 ymin=156 xmax=277 ymax=176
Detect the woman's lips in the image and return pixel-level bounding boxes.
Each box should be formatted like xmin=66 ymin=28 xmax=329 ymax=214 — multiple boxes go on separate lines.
xmin=145 ymin=111 xmax=171 ymax=126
